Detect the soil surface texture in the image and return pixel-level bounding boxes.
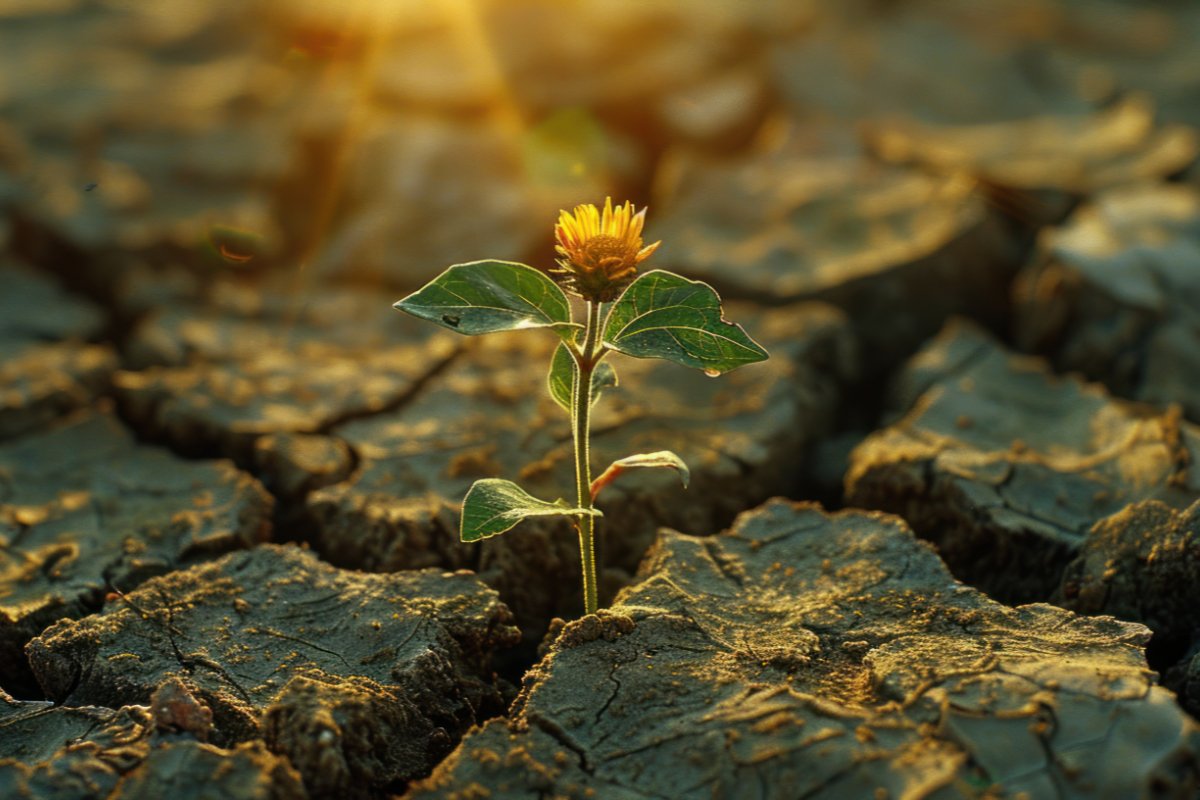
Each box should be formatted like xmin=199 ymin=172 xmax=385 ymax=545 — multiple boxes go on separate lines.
xmin=23 ymin=544 xmax=518 ymax=797
xmin=4 ymin=0 xmax=1200 ymax=796
xmin=846 ymin=318 xmax=1200 ymax=606
xmin=0 ymin=407 xmax=272 ymax=699
xmin=408 ymin=500 xmax=1200 ymax=799
xmin=1015 ymin=182 xmax=1200 ymax=422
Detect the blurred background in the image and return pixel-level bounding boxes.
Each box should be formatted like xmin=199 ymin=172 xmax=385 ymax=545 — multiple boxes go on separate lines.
xmin=3 ymin=0 xmax=1198 ymax=305
xmin=4 ymin=0 xmax=1200 ymax=721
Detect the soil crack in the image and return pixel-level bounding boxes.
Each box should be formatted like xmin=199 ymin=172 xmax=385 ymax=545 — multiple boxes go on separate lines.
xmin=244 ymin=626 xmax=352 ymax=670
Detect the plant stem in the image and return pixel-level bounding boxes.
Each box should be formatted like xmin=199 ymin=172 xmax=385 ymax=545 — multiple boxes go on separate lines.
xmin=573 ymin=300 xmax=601 ymax=615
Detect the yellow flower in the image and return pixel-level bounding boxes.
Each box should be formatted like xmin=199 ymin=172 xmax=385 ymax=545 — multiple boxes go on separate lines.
xmin=552 ymin=198 xmax=660 ymax=302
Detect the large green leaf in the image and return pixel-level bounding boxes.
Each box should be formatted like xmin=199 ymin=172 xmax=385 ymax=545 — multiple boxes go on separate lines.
xmin=602 ymin=270 xmax=768 ymax=373
xmin=394 ymin=261 xmax=577 ymax=339
xmin=460 ymin=478 xmax=600 ymax=543
xmin=547 ymin=343 xmax=619 ymax=413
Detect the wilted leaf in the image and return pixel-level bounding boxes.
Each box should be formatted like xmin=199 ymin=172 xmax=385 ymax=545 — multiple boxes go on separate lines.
xmin=591 ymin=450 xmax=690 ymax=502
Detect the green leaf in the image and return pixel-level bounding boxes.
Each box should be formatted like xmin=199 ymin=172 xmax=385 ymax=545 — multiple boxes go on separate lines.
xmin=602 ymin=270 xmax=768 ymax=374
xmin=547 ymin=343 xmax=619 ymax=413
xmin=460 ymin=478 xmax=601 ymax=543
xmin=591 ymin=451 xmax=689 ymax=502
xmin=394 ymin=260 xmax=577 ymax=340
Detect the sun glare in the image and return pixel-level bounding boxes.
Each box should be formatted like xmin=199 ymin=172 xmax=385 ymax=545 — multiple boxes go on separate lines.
xmin=273 ymin=0 xmax=525 ymax=335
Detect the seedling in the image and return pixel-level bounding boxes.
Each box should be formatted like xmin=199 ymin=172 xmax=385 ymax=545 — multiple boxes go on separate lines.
xmin=394 ymin=199 xmax=768 ymax=615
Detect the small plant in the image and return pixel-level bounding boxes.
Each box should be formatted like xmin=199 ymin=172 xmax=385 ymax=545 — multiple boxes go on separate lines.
xmin=394 ymin=199 xmax=768 ymax=615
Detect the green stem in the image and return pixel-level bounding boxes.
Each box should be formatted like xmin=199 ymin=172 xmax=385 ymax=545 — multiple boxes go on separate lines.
xmin=573 ymin=300 xmax=602 ymax=615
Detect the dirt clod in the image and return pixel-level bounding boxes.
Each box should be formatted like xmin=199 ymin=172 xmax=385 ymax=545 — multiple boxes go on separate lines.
xmin=26 ymin=544 xmax=519 ymax=795
xmin=0 ymin=408 xmax=272 ymax=699
xmin=407 ymin=499 xmax=1200 ymax=799
xmin=847 ymin=318 xmax=1200 ymax=605
xmin=555 ymin=612 xmax=636 ymax=648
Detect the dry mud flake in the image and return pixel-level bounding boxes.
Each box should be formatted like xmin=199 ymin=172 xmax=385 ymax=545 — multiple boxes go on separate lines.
xmin=0 ymin=0 xmax=615 ymax=291
xmin=0 ymin=690 xmax=117 ymax=767
xmin=649 ymin=144 xmax=1021 ymax=372
xmin=1014 ymin=182 xmax=1200 ymax=423
xmin=772 ymin=0 xmax=1200 ymax=135
xmin=0 ymin=0 xmax=295 ymax=264
xmin=1057 ymin=499 xmax=1200 ymax=648
xmin=0 ymin=739 xmax=305 ymax=800
xmin=0 ymin=258 xmax=116 ymax=441
xmin=770 ymin=2 xmax=1102 ymax=127
xmin=865 ymin=96 xmax=1197 ymax=214
xmin=846 ymin=317 xmax=1200 ymax=606
xmin=0 ymin=258 xmax=105 ymax=343
xmin=1052 ymin=498 xmax=1200 ymax=717
xmin=0 ymin=408 xmax=271 ymax=699
xmin=113 ymin=331 xmax=457 ymax=464
xmin=0 ymin=687 xmax=306 ymax=800
xmin=481 ymin=0 xmax=808 ymax=110
xmin=408 ymin=499 xmax=1200 ymax=800
xmin=0 ymin=340 xmax=117 ymax=442
xmin=122 ymin=279 xmax=444 ymax=369
xmin=112 ymin=740 xmax=307 ymax=800
xmin=26 ymin=543 xmax=519 ymax=796
xmin=306 ymin=302 xmax=857 ymax=633
xmin=0 ymin=698 xmax=149 ymax=800
xmin=253 ymin=433 xmax=354 ymax=501
xmin=117 ymin=283 xmax=432 ymax=494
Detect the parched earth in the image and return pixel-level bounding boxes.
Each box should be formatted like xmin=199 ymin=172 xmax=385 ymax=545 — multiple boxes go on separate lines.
xmin=3 ymin=0 xmax=1200 ymax=798
xmin=409 ymin=500 xmax=1199 ymax=800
